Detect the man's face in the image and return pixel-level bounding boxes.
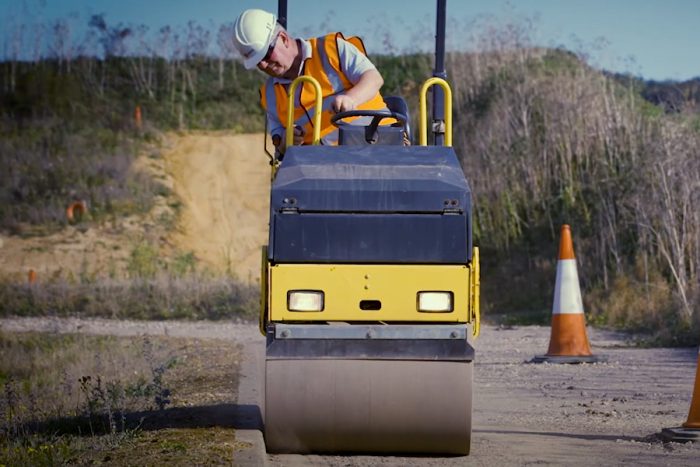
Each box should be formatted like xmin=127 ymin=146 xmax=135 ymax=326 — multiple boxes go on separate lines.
xmin=257 ymin=31 xmax=293 ymax=78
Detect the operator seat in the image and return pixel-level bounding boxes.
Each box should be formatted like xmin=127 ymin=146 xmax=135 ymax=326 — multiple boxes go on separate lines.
xmin=337 ymin=96 xmax=410 ymax=146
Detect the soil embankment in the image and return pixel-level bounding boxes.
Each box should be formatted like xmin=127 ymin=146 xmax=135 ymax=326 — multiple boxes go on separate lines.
xmin=164 ymin=132 xmax=270 ymax=282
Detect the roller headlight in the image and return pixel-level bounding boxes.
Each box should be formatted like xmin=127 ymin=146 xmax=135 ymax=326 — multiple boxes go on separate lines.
xmin=417 ymin=291 xmax=453 ymax=312
xmin=287 ymin=290 xmax=324 ymax=312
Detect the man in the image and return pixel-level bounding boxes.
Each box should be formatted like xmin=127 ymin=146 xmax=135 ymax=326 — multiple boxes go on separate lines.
xmin=232 ymin=8 xmax=391 ymax=152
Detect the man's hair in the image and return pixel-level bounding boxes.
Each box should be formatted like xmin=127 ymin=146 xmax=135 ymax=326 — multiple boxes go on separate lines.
xmin=272 ymin=23 xmax=286 ymax=39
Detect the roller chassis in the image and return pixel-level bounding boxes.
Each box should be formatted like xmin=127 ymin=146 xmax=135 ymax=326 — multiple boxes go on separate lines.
xmin=258 ymin=0 xmax=478 ymax=453
xmin=261 ymin=139 xmax=479 ymax=453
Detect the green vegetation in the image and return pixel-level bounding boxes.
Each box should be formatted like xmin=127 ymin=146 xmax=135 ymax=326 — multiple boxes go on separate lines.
xmin=0 ymin=332 xmax=241 ymax=465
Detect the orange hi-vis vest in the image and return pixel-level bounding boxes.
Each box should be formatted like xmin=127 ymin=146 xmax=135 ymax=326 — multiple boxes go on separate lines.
xmin=260 ymin=32 xmax=388 ymax=145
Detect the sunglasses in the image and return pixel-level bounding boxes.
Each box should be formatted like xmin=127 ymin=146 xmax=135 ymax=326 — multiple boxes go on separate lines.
xmin=263 ymin=33 xmax=280 ymax=62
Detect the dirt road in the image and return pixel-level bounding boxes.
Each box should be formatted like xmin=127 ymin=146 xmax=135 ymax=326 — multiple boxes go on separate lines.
xmin=264 ymin=324 xmax=699 ymax=466
xmin=3 ymin=318 xmax=697 ymax=465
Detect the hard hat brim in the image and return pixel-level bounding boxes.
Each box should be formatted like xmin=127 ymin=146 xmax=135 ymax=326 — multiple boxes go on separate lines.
xmin=244 ymin=49 xmax=266 ymax=69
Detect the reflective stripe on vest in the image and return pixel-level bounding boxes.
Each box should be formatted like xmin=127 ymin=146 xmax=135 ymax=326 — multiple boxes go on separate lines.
xmin=260 ymin=32 xmax=388 ymax=145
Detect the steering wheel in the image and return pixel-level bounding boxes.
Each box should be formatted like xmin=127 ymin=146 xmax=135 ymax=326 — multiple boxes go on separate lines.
xmin=330 ymin=109 xmax=406 ymax=128
xmin=330 ymin=109 xmax=408 ymax=145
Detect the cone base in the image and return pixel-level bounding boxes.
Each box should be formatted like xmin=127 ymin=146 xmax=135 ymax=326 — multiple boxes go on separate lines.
xmin=547 ymin=313 xmax=593 ymax=356
xmin=659 ymin=427 xmax=700 ymax=443
xmin=530 ymin=354 xmax=605 ymax=364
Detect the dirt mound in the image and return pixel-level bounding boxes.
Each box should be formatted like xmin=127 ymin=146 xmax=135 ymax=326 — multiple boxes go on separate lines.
xmin=164 ymin=132 xmax=271 ymax=282
xmin=0 ymin=132 xmax=271 ymax=284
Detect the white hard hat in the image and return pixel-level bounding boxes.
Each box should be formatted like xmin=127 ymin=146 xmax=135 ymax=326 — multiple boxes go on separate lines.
xmin=233 ymin=9 xmax=277 ymax=69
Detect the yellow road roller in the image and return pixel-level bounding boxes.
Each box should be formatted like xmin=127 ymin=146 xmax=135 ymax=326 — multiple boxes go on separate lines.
xmin=259 ymin=0 xmax=479 ymax=454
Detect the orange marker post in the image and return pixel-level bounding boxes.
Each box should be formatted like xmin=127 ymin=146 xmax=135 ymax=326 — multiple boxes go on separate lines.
xmin=531 ymin=225 xmax=604 ymax=364
xmin=135 ymin=105 xmax=143 ymax=129
xmin=66 ymin=200 xmax=88 ymax=223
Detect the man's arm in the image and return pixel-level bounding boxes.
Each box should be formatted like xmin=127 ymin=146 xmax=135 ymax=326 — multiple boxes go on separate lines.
xmin=267 ymin=111 xmax=284 ymax=150
xmin=332 ymin=69 xmax=384 ymax=113
xmin=332 ymin=38 xmax=384 ymax=113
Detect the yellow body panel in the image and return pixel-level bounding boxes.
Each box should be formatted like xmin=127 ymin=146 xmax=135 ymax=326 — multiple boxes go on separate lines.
xmin=269 ymin=263 xmax=473 ymax=323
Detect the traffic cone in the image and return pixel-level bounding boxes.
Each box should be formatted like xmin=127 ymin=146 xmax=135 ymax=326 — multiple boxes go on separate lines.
xmin=531 ymin=225 xmax=604 ymax=364
xmin=660 ymin=346 xmax=700 ymax=442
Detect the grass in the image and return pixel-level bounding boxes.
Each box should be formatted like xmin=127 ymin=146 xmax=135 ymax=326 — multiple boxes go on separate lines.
xmin=0 ymin=331 xmax=243 ymax=466
xmin=86 ymin=427 xmax=237 ymax=466
xmin=0 ymin=276 xmax=258 ymax=321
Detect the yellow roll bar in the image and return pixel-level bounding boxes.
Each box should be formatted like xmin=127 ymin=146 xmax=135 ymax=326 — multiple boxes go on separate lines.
xmin=470 ymin=246 xmax=481 ymax=338
xmin=419 ymin=77 xmax=452 ymax=147
xmin=286 ymin=76 xmax=322 ymax=149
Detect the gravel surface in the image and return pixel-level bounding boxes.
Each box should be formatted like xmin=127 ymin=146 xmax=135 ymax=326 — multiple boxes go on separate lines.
xmin=2 ymin=318 xmax=698 ymax=466
xmin=265 ymin=325 xmax=699 ymax=466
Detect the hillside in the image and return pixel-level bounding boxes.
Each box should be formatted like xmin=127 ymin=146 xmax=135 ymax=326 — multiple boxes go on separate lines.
xmin=1 ymin=45 xmax=699 ymax=341
xmin=0 ymin=132 xmax=269 ymax=284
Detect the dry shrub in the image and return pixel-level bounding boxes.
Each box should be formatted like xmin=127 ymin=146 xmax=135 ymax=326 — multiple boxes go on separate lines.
xmin=446 ymin=17 xmax=700 ymax=340
xmin=0 ymin=276 xmax=257 ymax=321
xmin=587 ymin=274 xmax=672 ymax=330
xmin=0 ymin=118 xmax=160 ymax=233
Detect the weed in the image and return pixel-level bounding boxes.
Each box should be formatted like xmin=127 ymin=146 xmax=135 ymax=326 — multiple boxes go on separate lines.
xmin=136 ymin=337 xmax=176 ymax=411
xmin=157 ymin=210 xmax=177 ymax=230
xmin=127 ymin=240 xmax=162 ymax=279
xmin=0 ymin=332 xmax=179 ymax=465
xmin=170 ymin=251 xmax=197 ymax=277
xmin=0 ymin=331 xmax=240 ymax=465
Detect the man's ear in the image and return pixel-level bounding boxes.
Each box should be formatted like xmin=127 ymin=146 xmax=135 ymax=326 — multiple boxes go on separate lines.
xmin=279 ymin=31 xmax=289 ymax=48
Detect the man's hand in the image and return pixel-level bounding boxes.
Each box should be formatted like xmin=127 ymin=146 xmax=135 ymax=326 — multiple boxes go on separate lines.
xmin=273 ymin=125 xmax=305 ymax=155
xmin=291 ymin=125 xmax=305 ymax=145
xmin=332 ymin=94 xmax=357 ymax=113
xmin=276 ymin=125 xmax=305 ymax=148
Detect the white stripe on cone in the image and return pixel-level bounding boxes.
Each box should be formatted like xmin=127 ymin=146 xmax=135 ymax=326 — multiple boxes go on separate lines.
xmin=552 ymin=259 xmax=583 ymax=315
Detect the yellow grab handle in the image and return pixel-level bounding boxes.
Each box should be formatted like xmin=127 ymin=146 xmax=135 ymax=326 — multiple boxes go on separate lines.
xmin=419 ymin=77 xmax=453 ymax=147
xmin=286 ymin=76 xmax=322 ymax=149
xmin=259 ymin=245 xmax=269 ymax=336
xmin=470 ymin=246 xmax=481 ymax=338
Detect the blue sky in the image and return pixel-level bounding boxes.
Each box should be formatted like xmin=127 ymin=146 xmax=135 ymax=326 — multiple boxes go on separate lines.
xmin=1 ymin=0 xmax=698 ymax=81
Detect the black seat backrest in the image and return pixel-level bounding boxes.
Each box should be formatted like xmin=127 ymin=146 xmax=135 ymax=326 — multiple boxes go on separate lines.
xmin=338 ymin=125 xmax=404 ymax=146
xmin=384 ymin=96 xmax=411 ymax=142
xmin=336 ymin=96 xmax=411 ymax=146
